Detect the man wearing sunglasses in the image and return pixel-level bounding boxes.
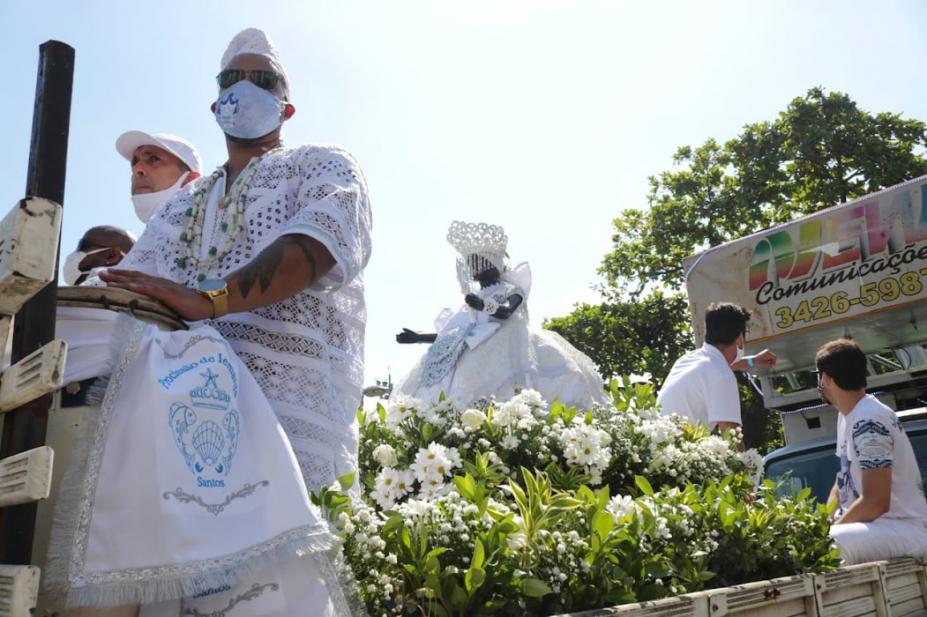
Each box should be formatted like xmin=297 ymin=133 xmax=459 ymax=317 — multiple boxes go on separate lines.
xmin=657 ymin=302 xmax=776 ymax=447
xmin=818 ymin=339 xmax=927 ymax=564
xmin=96 ymin=28 xmax=370 ymax=613
xmin=103 ymin=26 xmax=371 ymax=493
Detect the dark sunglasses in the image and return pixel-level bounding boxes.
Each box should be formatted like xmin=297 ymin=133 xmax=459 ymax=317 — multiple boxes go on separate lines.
xmin=216 ymin=69 xmax=281 ymax=91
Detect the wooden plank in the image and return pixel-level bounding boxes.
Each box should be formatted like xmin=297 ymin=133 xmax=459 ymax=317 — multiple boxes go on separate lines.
xmin=814 ymin=564 xmax=888 ymax=617
xmin=716 ymin=576 xmax=815 ymax=613
xmin=0 ymin=340 xmax=66 ymax=413
xmin=820 ymin=584 xmax=876 ymax=607
xmin=892 ymin=597 xmax=927 ymax=617
xmin=819 ymin=595 xmax=876 ymax=617
xmin=0 ymin=317 xmax=12 ymax=372
xmin=889 ymin=574 xmax=922 ymax=592
xmin=0 ymin=199 xmax=62 ymax=317
xmin=817 ymin=565 xmax=882 ymax=592
xmin=882 ymin=558 xmax=922 ymax=578
xmin=889 ymin=582 xmax=925 ymax=605
xmin=557 ymin=593 xmax=711 ymax=617
xmin=0 ymin=565 xmax=39 ymax=617
xmin=719 ymin=597 xmax=807 ymax=617
xmin=0 ymin=447 xmax=52 ymax=508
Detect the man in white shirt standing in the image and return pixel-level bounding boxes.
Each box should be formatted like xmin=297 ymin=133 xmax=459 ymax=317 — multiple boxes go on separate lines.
xmin=658 ymin=303 xmax=776 ymax=437
xmin=103 ymin=27 xmax=372 ymax=496
xmin=818 ymin=338 xmax=927 ymax=564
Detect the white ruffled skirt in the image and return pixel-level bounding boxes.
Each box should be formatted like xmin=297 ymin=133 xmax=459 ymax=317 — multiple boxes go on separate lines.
xmin=397 ymin=318 xmax=608 ymax=409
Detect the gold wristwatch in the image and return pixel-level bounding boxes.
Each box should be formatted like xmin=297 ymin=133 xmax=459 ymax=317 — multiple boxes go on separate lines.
xmin=197 ymin=279 xmax=229 ymax=318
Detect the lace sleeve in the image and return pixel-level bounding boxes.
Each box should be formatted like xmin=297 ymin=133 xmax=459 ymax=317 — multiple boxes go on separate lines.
xmin=117 ymin=224 xmax=161 ymax=277
xmin=280 ymin=146 xmax=372 ymax=291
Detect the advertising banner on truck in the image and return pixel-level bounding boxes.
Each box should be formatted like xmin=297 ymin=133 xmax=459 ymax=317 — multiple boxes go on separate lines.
xmin=685 ymin=174 xmax=927 ymax=372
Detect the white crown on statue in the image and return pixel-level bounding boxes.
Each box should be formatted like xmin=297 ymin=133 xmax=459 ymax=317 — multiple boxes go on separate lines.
xmin=446 ymin=221 xmax=508 ymax=259
xmin=447 ymin=221 xmax=509 ymax=291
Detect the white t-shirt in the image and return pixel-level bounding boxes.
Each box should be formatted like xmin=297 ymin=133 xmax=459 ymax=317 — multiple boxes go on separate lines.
xmin=657 ymin=343 xmax=740 ymax=428
xmin=835 ymin=395 xmax=927 ymax=520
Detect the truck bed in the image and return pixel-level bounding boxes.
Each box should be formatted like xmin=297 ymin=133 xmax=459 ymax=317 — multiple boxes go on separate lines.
xmin=560 ymin=558 xmax=926 ymax=617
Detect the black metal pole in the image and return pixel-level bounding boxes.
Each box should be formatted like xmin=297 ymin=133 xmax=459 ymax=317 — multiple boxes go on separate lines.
xmin=0 ymin=40 xmax=74 ymax=565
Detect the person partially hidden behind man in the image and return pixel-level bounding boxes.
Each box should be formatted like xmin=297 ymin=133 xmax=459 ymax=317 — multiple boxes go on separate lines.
xmin=818 ymin=338 xmax=927 ymax=564
xmin=658 ymin=302 xmax=776 ymax=442
xmin=62 ymin=225 xmax=136 ymax=285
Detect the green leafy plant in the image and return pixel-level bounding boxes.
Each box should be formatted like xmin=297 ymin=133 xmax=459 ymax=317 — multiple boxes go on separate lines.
xmin=321 ymin=385 xmax=837 ymax=616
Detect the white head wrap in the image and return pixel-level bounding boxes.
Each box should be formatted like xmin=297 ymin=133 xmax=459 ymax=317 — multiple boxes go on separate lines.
xmin=220 ymin=28 xmax=289 ymax=92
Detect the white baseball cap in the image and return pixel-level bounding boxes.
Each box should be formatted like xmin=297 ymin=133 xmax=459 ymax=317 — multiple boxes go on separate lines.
xmin=115 ymin=131 xmax=203 ymax=174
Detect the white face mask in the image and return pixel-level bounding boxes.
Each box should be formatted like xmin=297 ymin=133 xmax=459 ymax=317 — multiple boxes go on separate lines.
xmin=131 ymin=172 xmax=190 ymax=223
xmin=62 ymin=247 xmax=109 ymax=285
xmin=734 ymin=344 xmax=745 ymax=363
xmin=214 ymin=80 xmax=286 ymax=139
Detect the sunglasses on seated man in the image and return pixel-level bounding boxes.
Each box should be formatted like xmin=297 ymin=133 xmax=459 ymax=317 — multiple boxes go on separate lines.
xmin=216 ymin=69 xmax=282 ymax=91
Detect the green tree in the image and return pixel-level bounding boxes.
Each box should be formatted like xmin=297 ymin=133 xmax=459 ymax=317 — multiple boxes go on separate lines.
xmin=601 ymin=87 xmax=927 ymax=293
xmin=548 ymin=87 xmax=927 ymax=449
xmin=544 ymin=291 xmax=691 ymax=382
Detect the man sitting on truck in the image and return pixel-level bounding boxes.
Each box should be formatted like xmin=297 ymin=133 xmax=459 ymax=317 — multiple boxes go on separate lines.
xmin=818 ymin=338 xmax=927 ymax=564
xmin=657 ymin=302 xmax=776 ymax=442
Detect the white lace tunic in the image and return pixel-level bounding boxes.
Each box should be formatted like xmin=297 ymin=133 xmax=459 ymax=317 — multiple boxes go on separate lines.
xmin=119 ymin=144 xmax=372 ymax=492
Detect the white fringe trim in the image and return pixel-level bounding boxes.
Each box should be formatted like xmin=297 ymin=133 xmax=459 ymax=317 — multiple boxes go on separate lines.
xmin=43 ymin=314 xmax=143 ymax=604
xmin=63 ymin=527 xmax=337 ymax=607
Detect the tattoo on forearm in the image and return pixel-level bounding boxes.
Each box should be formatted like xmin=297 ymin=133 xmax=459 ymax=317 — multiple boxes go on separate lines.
xmin=236 ymin=236 xmax=319 ymax=299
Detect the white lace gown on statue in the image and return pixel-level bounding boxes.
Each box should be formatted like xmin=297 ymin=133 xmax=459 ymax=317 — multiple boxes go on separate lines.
xmin=396 ymin=264 xmax=608 ymax=409
xmin=118 ymin=144 xmax=372 ymax=493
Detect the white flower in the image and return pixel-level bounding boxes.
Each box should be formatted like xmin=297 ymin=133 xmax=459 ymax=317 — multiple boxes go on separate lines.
xmin=386 ymin=394 xmax=420 ymax=428
xmin=371 ymin=467 xmax=409 ymax=509
xmin=461 ymin=408 xmax=487 ymax=430
xmin=493 ymin=401 xmax=533 ymax=428
xmin=395 ymin=469 xmax=415 ymax=494
xmin=606 ymin=494 xmax=636 ymax=522
xmin=372 ymin=444 xmax=399 ymax=467
xmin=501 ymin=433 xmax=520 ymax=449
xmin=411 ymin=442 xmax=458 ymax=486
xmin=560 ymin=421 xmax=612 ymax=480
xmin=418 ymin=478 xmax=447 ymax=500
xmin=640 ymin=416 xmax=681 ymax=447
xmin=738 ymin=448 xmax=765 ymax=482
xmin=700 ymin=435 xmax=731 ymax=459
xmin=506 ymin=531 xmax=528 ymax=551
xmin=397 ymin=498 xmax=437 ymax=520
xmin=514 ymin=389 xmax=546 ymax=409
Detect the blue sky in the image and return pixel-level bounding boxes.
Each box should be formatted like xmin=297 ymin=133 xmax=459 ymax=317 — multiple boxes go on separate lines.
xmin=2 ymin=0 xmax=926 ymax=388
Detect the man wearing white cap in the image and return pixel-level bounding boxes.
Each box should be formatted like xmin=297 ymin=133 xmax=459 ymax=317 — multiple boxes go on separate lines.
xmin=97 ymin=28 xmax=370 ymax=615
xmin=115 ymin=131 xmax=203 ymax=224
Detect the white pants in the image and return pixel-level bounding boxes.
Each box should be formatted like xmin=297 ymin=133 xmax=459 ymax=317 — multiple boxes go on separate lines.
xmin=830 ymin=517 xmax=927 ymax=564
